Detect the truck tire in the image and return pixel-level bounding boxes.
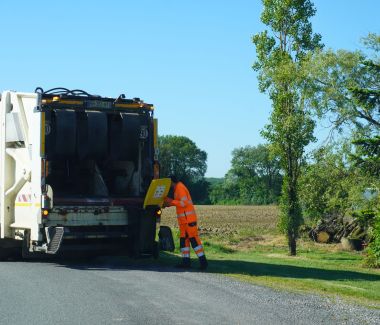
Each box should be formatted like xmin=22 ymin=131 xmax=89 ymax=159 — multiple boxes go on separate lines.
xmin=0 ymin=239 xmax=22 ymax=261
xmin=21 ymin=230 xmax=31 ymax=259
xmin=126 ymin=208 xmax=141 ymax=258
xmin=21 ymin=230 xmax=43 ymax=259
xmin=128 ymin=208 xmax=157 ymax=258
xmin=0 ymin=248 xmax=11 ymax=261
xmin=127 ymin=226 xmax=140 ymax=259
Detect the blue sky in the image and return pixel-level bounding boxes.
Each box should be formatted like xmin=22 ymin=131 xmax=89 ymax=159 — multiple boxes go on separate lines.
xmin=0 ymin=1 xmax=379 ymax=177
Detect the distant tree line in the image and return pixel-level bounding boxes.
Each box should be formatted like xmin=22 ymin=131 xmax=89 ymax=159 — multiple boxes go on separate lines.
xmin=209 ymin=144 xmax=282 ymax=205
xmin=158 ymin=136 xmax=282 ymax=205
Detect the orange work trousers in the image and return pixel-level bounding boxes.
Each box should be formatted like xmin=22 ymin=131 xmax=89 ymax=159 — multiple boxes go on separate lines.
xmin=179 ymin=221 xmax=205 ymax=258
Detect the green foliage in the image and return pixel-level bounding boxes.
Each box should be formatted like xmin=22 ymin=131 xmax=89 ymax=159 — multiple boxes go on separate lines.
xmin=353 ymin=209 xmax=377 ymax=228
xmin=300 ymin=142 xmax=379 ymax=221
xmin=209 ymin=173 xmax=241 ymax=205
xmin=158 ymin=135 xmax=209 ymax=203
xmin=278 ymin=175 xmax=303 ymax=241
xmin=253 ymin=0 xmax=322 ymax=255
xmin=303 ymin=48 xmax=366 ymax=129
xmin=362 ymin=33 xmax=380 ymax=52
xmin=159 ymin=135 xmax=207 ymax=182
xmin=209 ymin=144 xmax=282 ymax=205
xmin=352 ymin=136 xmax=380 ymax=176
xmin=301 ymin=145 xmax=352 ymax=219
xmin=187 ymin=178 xmax=211 ymax=205
xmin=349 ymin=58 xmax=380 ymax=176
xmin=304 ymin=34 xmax=380 ymax=267
xmin=366 ymin=213 xmax=380 ymax=268
xmin=304 ymin=33 xmax=379 ymax=134
xmin=347 ymin=37 xmax=380 ymax=268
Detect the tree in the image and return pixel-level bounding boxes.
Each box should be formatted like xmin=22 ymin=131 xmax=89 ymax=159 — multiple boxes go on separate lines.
xmin=158 ymin=135 xmax=209 ymax=203
xmin=353 ymin=135 xmax=380 ymax=176
xmin=349 ymin=35 xmax=380 ymax=267
xmin=299 ymin=142 xmax=376 ymax=221
xmin=230 ymin=144 xmax=282 ymax=204
xmin=350 ymin=53 xmax=380 ymax=176
xmin=305 ymin=34 xmax=380 ymax=267
xmin=253 ymin=0 xmax=322 ymax=255
xmin=209 ymin=145 xmax=281 ymax=205
xmin=158 ymin=135 xmax=207 ymax=182
xmin=209 ymin=172 xmax=241 ymax=205
xmin=304 ymin=34 xmax=379 ymax=134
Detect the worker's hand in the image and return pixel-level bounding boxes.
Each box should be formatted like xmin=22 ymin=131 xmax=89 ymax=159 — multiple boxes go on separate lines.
xmin=164 ymin=197 xmax=173 ymax=207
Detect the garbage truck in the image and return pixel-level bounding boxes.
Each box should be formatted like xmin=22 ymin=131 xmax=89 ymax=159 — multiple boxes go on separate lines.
xmin=0 ymin=87 xmax=172 ymax=259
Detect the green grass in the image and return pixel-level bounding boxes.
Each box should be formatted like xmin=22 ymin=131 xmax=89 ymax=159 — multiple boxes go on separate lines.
xmin=159 ymin=205 xmax=380 ymax=307
xmin=158 ymin=237 xmax=380 ymax=308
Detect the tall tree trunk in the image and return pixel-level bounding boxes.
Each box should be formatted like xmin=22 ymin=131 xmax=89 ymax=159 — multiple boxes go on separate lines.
xmin=286 ymin=172 xmax=299 ymax=256
xmin=288 ymin=233 xmax=297 ymax=256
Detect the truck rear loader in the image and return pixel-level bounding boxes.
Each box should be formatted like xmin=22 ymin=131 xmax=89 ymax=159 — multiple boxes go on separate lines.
xmin=0 ymin=87 xmax=171 ymax=259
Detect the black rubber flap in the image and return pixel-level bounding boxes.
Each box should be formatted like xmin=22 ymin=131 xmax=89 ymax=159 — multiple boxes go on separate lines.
xmin=77 ymin=111 xmax=108 ymax=159
xmin=109 ymin=113 xmax=140 ymax=160
xmin=54 ymin=110 xmax=77 ymax=157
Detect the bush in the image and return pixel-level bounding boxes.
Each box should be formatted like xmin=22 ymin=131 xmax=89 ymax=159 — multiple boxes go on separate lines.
xmin=352 ymin=209 xmax=376 ymax=228
xmin=365 ymin=213 xmax=380 ymax=268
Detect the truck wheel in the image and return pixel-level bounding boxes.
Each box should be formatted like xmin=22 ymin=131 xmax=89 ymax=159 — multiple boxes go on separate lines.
xmin=0 ymin=248 xmax=11 ymax=261
xmin=22 ymin=231 xmax=45 ymax=260
xmin=0 ymin=239 xmax=22 ymax=261
xmin=127 ymin=225 xmax=140 ymax=259
xmin=22 ymin=230 xmax=31 ymax=259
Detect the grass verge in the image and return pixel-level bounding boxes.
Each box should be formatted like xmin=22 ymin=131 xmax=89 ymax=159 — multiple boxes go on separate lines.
xmin=158 ymin=234 xmax=380 ymax=308
xmin=160 ymin=205 xmax=380 ymax=308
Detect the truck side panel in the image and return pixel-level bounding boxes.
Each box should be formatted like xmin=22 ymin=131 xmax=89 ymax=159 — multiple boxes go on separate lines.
xmin=0 ymin=92 xmax=42 ymax=242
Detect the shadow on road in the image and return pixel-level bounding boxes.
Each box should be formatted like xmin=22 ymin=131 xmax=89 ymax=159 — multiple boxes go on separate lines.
xmin=50 ymin=252 xmax=380 ymax=283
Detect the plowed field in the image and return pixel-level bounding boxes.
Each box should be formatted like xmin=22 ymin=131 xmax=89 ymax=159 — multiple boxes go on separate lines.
xmin=161 ymin=205 xmax=279 ymax=236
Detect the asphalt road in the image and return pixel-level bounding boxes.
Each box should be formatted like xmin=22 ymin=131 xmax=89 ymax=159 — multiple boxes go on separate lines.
xmin=0 ymin=257 xmax=379 ymax=325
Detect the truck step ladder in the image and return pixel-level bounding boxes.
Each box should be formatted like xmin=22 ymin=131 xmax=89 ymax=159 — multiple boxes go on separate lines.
xmin=47 ymin=227 xmax=64 ymax=254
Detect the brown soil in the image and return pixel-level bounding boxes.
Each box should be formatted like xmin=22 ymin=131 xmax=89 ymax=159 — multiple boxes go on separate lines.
xmin=161 ymin=205 xmax=279 ymax=236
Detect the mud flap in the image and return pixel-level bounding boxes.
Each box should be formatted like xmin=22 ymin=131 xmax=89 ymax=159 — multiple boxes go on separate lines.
xmin=158 ymin=226 xmax=175 ymax=252
xmin=139 ymin=211 xmax=156 ymax=255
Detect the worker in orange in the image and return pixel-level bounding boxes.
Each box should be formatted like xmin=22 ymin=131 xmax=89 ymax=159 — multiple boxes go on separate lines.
xmin=164 ymin=175 xmax=208 ymax=270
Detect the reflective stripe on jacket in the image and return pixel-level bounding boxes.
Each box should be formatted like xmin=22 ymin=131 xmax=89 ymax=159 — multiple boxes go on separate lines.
xmin=169 ymin=182 xmax=197 ymax=224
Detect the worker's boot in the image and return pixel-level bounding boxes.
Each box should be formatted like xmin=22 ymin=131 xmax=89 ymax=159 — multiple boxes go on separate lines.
xmin=175 ymin=257 xmax=191 ymax=269
xmin=198 ymin=255 xmax=208 ymax=270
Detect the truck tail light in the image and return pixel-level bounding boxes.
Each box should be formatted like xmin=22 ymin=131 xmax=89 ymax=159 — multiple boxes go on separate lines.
xmin=155 ymin=208 xmax=162 ymax=222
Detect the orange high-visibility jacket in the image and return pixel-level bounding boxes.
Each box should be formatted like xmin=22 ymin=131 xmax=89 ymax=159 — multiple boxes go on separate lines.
xmin=167 ymin=182 xmax=197 ymax=225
